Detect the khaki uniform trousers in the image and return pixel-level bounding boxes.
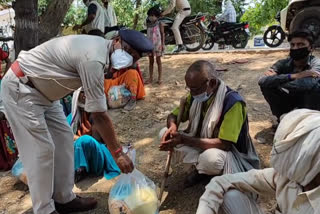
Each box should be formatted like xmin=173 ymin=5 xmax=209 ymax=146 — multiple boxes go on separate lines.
xmin=172 ymin=10 xmax=191 ymax=45
xmin=1 ymin=70 xmax=76 ymax=214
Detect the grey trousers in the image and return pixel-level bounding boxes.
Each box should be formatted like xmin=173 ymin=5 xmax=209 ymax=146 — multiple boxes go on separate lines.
xmin=2 ymin=70 xmax=76 ymax=214
xmin=197 ymin=190 xmax=264 ymax=214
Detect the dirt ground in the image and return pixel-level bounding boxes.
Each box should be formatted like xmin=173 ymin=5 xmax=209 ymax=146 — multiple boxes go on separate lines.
xmin=1 ymin=50 xmax=318 ymax=214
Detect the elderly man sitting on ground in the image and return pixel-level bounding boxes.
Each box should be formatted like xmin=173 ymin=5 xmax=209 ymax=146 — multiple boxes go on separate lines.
xmin=160 ymin=60 xmax=260 ymax=188
xmin=197 ymin=108 xmax=320 ymax=214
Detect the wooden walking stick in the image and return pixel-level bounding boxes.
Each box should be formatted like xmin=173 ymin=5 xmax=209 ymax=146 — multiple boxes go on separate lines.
xmin=158 ymin=96 xmax=187 ymax=202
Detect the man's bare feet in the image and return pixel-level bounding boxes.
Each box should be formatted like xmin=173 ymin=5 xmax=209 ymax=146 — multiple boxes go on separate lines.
xmin=157 ymin=80 xmax=162 ymax=85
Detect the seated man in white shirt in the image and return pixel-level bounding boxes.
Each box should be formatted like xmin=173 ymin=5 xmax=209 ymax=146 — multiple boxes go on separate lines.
xmin=196 ymin=108 xmax=320 ymax=214
xmin=73 ymin=0 xmax=105 ymax=36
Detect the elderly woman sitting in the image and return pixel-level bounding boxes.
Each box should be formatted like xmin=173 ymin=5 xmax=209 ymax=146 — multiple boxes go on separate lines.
xmin=69 ymin=88 xmax=120 ymax=182
xmin=104 ymin=66 xmax=145 ymax=111
xmin=196 ymin=108 xmax=320 ymax=214
xmin=104 ymin=35 xmax=146 ymax=111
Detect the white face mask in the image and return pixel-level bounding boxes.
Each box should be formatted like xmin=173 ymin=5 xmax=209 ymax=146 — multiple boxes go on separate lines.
xmin=111 ymin=49 xmax=133 ymax=70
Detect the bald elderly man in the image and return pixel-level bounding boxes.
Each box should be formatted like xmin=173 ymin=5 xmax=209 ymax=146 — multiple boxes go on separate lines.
xmin=2 ymin=30 xmax=153 ymax=214
xmin=160 ymin=60 xmax=260 ymax=188
xmin=197 ymin=109 xmax=320 ymax=214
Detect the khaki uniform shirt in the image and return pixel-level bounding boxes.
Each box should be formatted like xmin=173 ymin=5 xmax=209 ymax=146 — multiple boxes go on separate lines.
xmin=17 ymin=35 xmax=112 ymax=113
xmin=202 ymin=168 xmax=320 ymax=214
xmin=162 ymin=0 xmax=191 ymax=16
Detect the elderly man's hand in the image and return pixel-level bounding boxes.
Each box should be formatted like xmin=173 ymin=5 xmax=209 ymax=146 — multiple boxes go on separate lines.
xmin=264 ymin=69 xmax=277 ymax=76
xmin=115 ymin=153 xmax=134 ymax=173
xmin=292 ymin=70 xmax=320 ymax=80
xmin=161 ymin=123 xmax=178 ymax=143
xmin=159 ymin=132 xmax=182 ymax=151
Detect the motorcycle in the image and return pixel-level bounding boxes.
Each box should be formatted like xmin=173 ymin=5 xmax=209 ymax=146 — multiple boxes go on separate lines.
xmin=263 ymin=12 xmax=286 ymax=48
xmin=142 ymin=13 xmax=206 ymax=52
xmin=202 ymin=15 xmax=250 ymax=50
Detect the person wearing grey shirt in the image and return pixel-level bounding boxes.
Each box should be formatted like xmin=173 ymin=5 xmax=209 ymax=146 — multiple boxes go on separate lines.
xmin=1 ymin=30 xmax=153 ymax=214
xmin=258 ymin=30 xmax=320 ymax=124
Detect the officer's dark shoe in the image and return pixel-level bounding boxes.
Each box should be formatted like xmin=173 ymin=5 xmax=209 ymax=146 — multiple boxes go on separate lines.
xmin=55 ymin=195 xmax=97 ymax=214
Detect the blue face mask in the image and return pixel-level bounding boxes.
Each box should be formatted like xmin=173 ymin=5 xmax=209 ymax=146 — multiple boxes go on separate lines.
xmin=193 ymin=92 xmax=212 ymax=103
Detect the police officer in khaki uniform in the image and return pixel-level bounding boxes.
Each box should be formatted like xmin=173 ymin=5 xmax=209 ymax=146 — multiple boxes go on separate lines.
xmin=161 ymin=0 xmax=191 ymax=53
xmin=2 ymin=30 xmax=153 ymax=214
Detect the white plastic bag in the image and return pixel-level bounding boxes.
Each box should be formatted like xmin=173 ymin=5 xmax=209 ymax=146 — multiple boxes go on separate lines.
xmin=108 ymin=148 xmax=159 ymax=214
xmin=107 ymin=85 xmax=131 ymax=109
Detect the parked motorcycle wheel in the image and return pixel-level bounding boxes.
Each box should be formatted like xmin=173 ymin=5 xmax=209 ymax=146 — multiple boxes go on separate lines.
xmin=184 ymin=24 xmax=205 ymax=52
xmin=263 ymin=25 xmax=285 ymax=48
xmin=202 ymin=34 xmax=215 ymax=50
xmin=232 ymin=30 xmax=249 ymax=49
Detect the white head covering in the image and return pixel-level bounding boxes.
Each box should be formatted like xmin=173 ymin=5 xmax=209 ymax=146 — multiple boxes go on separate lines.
xmin=225 ymin=0 xmax=233 ymax=7
xmin=271 ymin=109 xmax=320 ymax=186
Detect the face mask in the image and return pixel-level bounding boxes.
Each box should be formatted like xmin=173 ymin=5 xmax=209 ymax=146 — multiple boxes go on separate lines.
xmin=111 ymin=49 xmax=133 ymax=70
xmin=149 ymin=16 xmax=157 ymax=22
xmin=193 ymin=92 xmax=212 ymax=103
xmin=290 ymin=47 xmax=311 ymax=60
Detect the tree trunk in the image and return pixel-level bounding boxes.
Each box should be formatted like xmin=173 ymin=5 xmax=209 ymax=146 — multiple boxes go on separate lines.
xmin=132 ymin=0 xmax=142 ymax=30
xmin=38 ymin=0 xmax=73 ymax=44
xmin=13 ymin=0 xmax=38 ymax=58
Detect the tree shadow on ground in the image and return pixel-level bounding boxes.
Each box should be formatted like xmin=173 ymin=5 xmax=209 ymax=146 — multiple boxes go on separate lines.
xmin=13 ymin=180 xmax=29 ymax=191
xmin=158 ymin=167 xmax=205 ymax=214
xmin=74 ymin=176 xmax=102 ymax=191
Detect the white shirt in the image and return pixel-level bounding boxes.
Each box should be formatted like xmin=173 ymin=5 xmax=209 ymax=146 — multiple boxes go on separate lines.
xmin=162 ymin=0 xmax=191 ymax=16
xmin=220 ymin=4 xmax=236 ymax=23
xmin=87 ymin=1 xmax=105 ymax=33
xmin=199 ymin=168 xmax=320 ymax=214
xmin=17 ymin=35 xmax=112 ymax=113
xmin=104 ymin=4 xmax=117 ymax=27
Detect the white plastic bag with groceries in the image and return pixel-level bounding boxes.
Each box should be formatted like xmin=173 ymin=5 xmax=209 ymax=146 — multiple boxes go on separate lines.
xmin=108 ymin=147 xmax=159 ymax=214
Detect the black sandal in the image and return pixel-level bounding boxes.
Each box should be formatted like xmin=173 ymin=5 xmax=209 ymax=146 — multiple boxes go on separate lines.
xmin=74 ymin=167 xmax=87 ymax=183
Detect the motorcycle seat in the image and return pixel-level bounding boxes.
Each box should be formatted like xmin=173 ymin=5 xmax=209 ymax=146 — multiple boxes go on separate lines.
xmin=218 ymin=22 xmax=246 ymax=30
